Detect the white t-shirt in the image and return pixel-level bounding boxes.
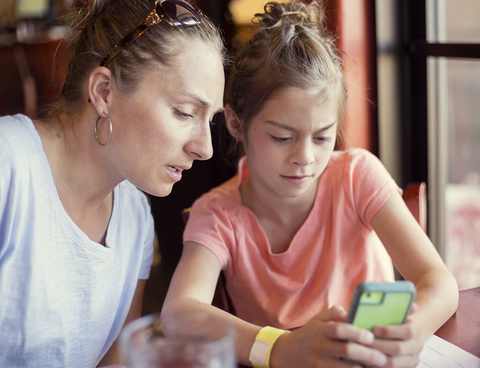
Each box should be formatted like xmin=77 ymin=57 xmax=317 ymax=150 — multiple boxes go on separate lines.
xmin=0 ymin=115 xmax=155 ymax=367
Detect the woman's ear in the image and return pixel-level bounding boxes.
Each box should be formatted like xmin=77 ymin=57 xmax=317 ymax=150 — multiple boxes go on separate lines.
xmin=224 ymin=104 xmax=243 ymax=140
xmin=88 ymin=67 xmax=114 ymax=116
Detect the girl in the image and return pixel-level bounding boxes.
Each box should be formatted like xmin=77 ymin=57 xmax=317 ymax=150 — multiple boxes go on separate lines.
xmin=162 ymin=1 xmax=458 ymax=367
xmin=0 ymin=0 xmax=226 ymax=366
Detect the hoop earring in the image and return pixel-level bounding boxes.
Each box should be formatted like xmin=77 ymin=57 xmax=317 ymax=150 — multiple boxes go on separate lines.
xmin=94 ymin=113 xmax=113 ymax=146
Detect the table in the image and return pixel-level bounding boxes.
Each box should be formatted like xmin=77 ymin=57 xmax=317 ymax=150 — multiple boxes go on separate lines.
xmin=434 ymin=286 xmax=480 ymax=358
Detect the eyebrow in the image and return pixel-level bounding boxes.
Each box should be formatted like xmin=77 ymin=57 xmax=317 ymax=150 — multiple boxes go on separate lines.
xmin=265 ymin=120 xmax=337 ymax=133
xmin=183 ymin=91 xmax=224 ymax=114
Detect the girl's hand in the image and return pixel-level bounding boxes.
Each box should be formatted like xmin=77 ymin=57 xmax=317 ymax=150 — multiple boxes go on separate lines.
xmin=269 ymin=305 xmax=388 ymax=368
xmin=367 ymin=305 xmax=423 ymax=368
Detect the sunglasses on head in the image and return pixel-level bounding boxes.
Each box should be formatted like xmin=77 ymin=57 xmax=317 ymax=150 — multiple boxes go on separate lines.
xmin=100 ymin=0 xmax=214 ymax=67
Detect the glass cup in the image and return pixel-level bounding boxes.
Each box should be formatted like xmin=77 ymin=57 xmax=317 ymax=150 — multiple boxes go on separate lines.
xmin=120 ymin=311 xmax=236 ymax=368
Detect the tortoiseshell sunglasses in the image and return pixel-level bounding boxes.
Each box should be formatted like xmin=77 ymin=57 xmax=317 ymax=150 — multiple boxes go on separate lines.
xmin=100 ymin=0 xmax=214 ymax=67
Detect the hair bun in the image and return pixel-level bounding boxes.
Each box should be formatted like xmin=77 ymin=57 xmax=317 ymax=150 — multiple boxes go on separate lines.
xmin=254 ymin=1 xmax=323 ymax=29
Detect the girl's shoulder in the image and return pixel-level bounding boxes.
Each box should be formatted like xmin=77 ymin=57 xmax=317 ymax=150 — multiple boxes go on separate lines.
xmin=193 ymin=174 xmax=241 ymax=215
xmin=329 ymin=148 xmax=385 ymax=176
xmin=325 ymin=148 xmax=395 ymax=198
xmin=330 ymin=147 xmax=378 ymax=163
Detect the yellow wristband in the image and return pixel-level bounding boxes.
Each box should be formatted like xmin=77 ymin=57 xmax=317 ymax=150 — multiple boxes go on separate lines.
xmin=249 ymin=326 xmax=288 ymax=368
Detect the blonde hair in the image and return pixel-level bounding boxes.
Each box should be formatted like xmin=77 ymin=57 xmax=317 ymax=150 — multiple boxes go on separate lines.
xmin=225 ymin=0 xmax=347 ymax=147
xmin=49 ymin=0 xmax=226 ymax=118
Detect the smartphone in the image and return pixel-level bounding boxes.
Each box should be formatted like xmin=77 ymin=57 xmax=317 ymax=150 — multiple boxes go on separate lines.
xmin=346 ymin=281 xmax=416 ymax=331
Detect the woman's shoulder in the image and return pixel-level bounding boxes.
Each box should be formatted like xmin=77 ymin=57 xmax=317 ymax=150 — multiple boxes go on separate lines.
xmin=0 ymin=114 xmax=39 ymax=150
xmin=0 ymin=114 xmax=43 ymax=170
xmin=0 ymin=114 xmax=35 ymax=139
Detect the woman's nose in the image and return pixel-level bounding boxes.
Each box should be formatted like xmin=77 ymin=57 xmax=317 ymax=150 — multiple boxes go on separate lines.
xmin=188 ymin=122 xmax=213 ymax=161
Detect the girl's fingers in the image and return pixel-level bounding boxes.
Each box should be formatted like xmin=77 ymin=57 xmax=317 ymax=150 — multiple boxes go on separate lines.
xmin=323 ymin=321 xmax=375 ymax=345
xmin=315 ymin=304 xmax=348 ymax=322
xmin=370 ymin=336 xmax=423 ymax=357
xmin=306 ymin=307 xmax=423 ymax=367
xmin=372 ymin=321 xmax=417 ymax=340
xmin=314 ymin=323 xmax=388 ymax=365
xmin=323 ymin=358 xmax=365 ymax=368
xmin=336 ymin=342 xmax=388 ymax=367
xmin=365 ymin=353 xmax=421 ymax=368
xmin=306 ymin=336 xmax=388 ymax=367
xmin=409 ymin=302 xmax=419 ymax=314
xmin=294 ymin=315 xmax=389 ymax=366
xmin=368 ymin=324 xmax=423 ymax=366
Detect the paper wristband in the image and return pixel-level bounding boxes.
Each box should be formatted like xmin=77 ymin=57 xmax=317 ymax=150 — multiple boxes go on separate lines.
xmin=249 ymin=326 xmax=289 ymax=368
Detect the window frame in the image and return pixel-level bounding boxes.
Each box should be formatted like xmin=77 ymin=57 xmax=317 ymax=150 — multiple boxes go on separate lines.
xmin=398 ymin=0 xmax=480 ymax=255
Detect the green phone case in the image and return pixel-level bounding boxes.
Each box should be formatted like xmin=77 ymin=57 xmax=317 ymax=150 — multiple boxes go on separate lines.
xmin=346 ymin=281 xmax=416 ymax=330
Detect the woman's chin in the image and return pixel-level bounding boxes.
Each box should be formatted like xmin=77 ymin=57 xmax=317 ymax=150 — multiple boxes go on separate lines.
xmin=141 ymin=183 xmax=175 ymax=198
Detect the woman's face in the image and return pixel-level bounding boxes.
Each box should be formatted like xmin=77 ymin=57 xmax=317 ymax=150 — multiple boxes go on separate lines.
xmin=107 ymin=42 xmax=225 ymax=197
xmin=242 ymin=87 xmax=337 ymax=201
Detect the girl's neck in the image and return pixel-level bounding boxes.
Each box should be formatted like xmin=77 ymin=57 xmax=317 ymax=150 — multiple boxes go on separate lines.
xmin=241 ymin=176 xmax=318 ymax=217
xmin=240 ymin=176 xmax=318 ymax=253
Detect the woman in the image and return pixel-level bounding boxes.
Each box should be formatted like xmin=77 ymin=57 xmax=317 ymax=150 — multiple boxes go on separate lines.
xmin=0 ymin=0 xmax=226 ymax=367
xmin=162 ymin=1 xmax=458 ymax=367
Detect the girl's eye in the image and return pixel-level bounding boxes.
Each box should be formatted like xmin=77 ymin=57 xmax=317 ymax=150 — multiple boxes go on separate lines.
xmin=315 ymin=136 xmax=332 ymax=143
xmin=270 ymin=135 xmax=332 ymax=143
xmin=270 ymin=135 xmax=291 ymax=143
xmin=175 ymin=109 xmax=193 ymax=120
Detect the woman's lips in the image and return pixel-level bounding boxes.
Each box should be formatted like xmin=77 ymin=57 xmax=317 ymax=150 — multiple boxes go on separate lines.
xmin=166 ymin=165 xmax=183 ymax=182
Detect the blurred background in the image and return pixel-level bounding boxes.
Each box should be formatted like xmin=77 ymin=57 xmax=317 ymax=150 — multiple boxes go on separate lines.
xmin=1 ymin=0 xmax=479 ymax=314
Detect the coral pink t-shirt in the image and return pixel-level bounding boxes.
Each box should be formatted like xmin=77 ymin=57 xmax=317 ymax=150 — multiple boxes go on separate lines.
xmin=184 ymin=148 xmax=399 ymax=329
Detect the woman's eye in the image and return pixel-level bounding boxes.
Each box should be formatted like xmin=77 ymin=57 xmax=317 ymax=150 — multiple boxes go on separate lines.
xmin=270 ymin=135 xmax=290 ymax=143
xmin=175 ymin=109 xmax=193 ymax=120
xmin=209 ymin=113 xmax=219 ymax=126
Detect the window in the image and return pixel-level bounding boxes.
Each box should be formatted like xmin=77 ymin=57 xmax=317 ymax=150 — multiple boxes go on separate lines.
xmin=378 ymin=0 xmax=480 ymax=290
xmin=426 ymin=0 xmax=480 ymax=290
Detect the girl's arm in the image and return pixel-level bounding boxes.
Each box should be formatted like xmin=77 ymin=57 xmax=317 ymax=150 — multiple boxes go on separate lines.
xmin=161 ymin=242 xmax=261 ymax=364
xmin=369 ymin=190 xmax=458 ymax=364
xmin=162 ymin=242 xmax=389 ymax=368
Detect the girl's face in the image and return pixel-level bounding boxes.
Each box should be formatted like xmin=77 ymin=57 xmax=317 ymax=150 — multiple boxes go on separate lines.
xmin=242 ymin=87 xmax=337 ymax=200
xmin=106 ymin=42 xmax=225 ymax=197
